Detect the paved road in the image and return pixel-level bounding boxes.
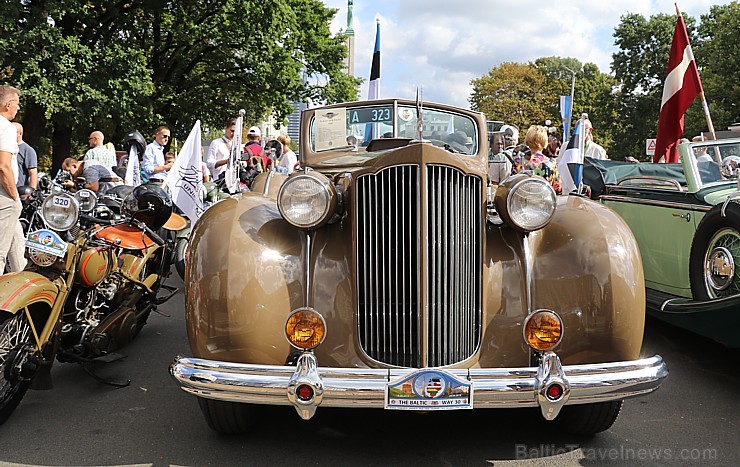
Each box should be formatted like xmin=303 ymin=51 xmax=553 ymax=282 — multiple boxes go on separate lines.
xmin=0 ymin=275 xmax=738 ymax=466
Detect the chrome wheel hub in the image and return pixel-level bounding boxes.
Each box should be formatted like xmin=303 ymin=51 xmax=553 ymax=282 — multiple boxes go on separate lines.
xmin=705 ymin=246 xmax=735 ymax=292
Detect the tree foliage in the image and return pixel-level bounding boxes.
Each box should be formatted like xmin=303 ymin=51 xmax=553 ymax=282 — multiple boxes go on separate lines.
xmin=470 ymin=57 xmax=616 ymax=148
xmin=469 ymin=3 xmax=739 ymax=161
xmin=0 ymin=0 xmax=359 ymax=170
xmin=694 ymin=2 xmax=740 ymax=137
xmin=469 ymin=62 xmax=553 ymax=132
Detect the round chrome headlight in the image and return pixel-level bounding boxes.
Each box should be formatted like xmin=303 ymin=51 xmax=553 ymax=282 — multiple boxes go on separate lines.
xmin=74 ymin=189 xmax=98 ymax=212
xmin=277 ymin=173 xmax=336 ymax=229
xmin=495 ymin=175 xmax=556 ymax=231
xmin=41 ymin=192 xmax=80 ymax=231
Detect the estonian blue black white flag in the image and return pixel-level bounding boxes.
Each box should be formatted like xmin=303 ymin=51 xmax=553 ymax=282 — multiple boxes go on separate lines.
xmin=367 ymin=20 xmax=380 ymax=100
xmin=556 ymin=117 xmax=586 ymax=195
xmin=364 ymin=20 xmax=380 ymax=142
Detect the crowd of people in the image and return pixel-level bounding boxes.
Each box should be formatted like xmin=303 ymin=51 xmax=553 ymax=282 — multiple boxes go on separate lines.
xmin=0 ymin=85 xmax=303 ymax=273
xmin=487 ymin=119 xmax=609 ymax=194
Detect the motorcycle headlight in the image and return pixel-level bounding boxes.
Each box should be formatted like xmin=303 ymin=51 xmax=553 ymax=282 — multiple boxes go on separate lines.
xmin=74 ymin=189 xmax=98 ymax=213
xmin=40 ymin=193 xmax=80 ymax=231
xmin=277 ymin=173 xmax=336 ymax=229
xmin=494 ymin=174 xmax=556 ymax=232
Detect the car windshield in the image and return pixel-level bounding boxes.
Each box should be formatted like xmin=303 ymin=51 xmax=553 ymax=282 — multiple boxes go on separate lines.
xmin=309 ymin=104 xmax=478 ymax=155
xmin=688 ymin=141 xmax=740 ymax=186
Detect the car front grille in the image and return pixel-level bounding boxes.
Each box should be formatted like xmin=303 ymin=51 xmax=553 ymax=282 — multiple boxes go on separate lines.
xmin=356 ymin=164 xmax=482 ymax=368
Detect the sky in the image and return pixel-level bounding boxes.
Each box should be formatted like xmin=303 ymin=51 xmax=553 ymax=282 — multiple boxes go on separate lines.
xmin=321 ymin=0 xmax=728 ymax=109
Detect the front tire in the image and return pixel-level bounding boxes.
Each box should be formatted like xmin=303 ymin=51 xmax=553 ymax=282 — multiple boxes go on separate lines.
xmin=689 ymin=204 xmax=740 ymax=300
xmin=0 ymin=312 xmax=37 ymax=425
xmin=554 ymin=400 xmax=623 ymax=435
xmin=197 ymin=397 xmax=260 ymax=435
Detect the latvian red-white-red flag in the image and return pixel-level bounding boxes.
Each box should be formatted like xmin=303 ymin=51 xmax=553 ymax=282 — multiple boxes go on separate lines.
xmin=654 ymin=13 xmax=703 ymax=163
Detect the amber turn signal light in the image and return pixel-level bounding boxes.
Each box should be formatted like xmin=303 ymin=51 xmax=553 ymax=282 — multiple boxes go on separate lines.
xmin=523 ymin=310 xmax=563 ymax=351
xmin=285 ymin=308 xmax=326 ymax=350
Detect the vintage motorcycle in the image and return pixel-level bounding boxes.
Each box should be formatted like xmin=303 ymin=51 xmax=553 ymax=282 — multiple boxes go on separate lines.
xmin=0 ymin=183 xmax=182 ymax=425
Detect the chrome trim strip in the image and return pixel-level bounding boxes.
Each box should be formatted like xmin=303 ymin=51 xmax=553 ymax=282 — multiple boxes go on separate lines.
xmin=600 ymin=195 xmax=711 ymax=212
xmin=305 ymin=232 xmax=313 ymax=308
xmin=615 ymin=176 xmax=683 ymax=191
xmin=522 ymin=233 xmax=534 ymax=315
xmin=171 ymin=354 xmax=668 ymax=414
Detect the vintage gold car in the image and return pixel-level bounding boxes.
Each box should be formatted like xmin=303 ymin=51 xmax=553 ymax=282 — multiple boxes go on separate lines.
xmin=170 ymin=99 xmax=668 ymax=435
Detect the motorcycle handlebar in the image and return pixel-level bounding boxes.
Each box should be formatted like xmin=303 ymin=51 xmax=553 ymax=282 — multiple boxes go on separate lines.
xmin=129 ymin=219 xmax=165 ymax=247
xmin=79 ymin=213 xmax=114 ymax=225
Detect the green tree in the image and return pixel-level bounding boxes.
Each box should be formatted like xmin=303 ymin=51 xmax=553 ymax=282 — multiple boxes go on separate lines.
xmin=533 ymin=57 xmax=618 ymax=150
xmin=691 ymin=2 xmax=740 ymax=136
xmin=611 ymin=12 xmax=700 ymax=160
xmin=0 ymin=0 xmax=359 ymax=170
xmin=469 ymin=62 xmax=554 ymax=133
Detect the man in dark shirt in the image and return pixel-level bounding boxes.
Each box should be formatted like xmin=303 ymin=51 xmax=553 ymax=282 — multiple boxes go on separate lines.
xmin=13 ymin=122 xmax=37 ymax=188
xmin=61 ymin=157 xmax=122 ymax=194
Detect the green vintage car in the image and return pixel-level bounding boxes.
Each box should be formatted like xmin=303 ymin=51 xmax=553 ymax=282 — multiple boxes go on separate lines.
xmin=586 ymin=137 xmax=740 ymax=347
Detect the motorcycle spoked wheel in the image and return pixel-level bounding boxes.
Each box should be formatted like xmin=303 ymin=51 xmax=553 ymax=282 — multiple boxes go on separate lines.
xmin=0 ymin=312 xmax=37 ymax=425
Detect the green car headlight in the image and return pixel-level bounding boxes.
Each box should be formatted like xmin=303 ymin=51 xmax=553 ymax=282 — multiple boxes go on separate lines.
xmin=277 ymin=173 xmax=337 ymax=229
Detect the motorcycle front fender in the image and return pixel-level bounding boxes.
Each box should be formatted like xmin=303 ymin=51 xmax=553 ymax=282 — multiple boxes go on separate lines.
xmin=0 ymin=271 xmax=60 ymax=314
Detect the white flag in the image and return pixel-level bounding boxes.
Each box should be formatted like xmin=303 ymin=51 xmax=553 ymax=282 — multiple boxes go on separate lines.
xmin=124 ymin=146 xmax=141 ymax=187
xmin=225 ymin=111 xmax=244 ymax=194
xmin=164 ymin=120 xmax=204 ymax=221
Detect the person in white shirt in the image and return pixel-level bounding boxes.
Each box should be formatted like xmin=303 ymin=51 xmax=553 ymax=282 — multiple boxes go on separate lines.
xmin=0 ymin=85 xmax=27 ymax=272
xmin=276 ymin=134 xmax=298 ymax=174
xmin=206 ymin=118 xmax=236 ymax=180
xmin=84 ymin=130 xmax=117 ymax=171
xmin=583 ymin=119 xmax=608 ymax=160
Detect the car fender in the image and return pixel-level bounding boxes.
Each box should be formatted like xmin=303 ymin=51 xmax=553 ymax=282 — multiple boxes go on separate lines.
xmin=528 ymin=195 xmax=646 ymax=364
xmin=186 ymin=193 xmax=310 ymax=365
xmin=0 ymin=271 xmax=59 ymax=314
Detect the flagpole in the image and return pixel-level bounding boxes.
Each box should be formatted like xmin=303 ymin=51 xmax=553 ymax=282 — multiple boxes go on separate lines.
xmin=675 ymin=2 xmax=717 ymax=141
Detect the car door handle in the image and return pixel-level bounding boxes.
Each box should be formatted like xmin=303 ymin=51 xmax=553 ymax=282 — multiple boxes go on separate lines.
xmin=672 ymin=212 xmax=691 ymax=222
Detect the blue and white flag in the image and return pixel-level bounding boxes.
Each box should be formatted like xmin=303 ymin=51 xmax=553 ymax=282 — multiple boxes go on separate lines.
xmin=164 ymin=120 xmax=204 ymax=221
xmin=124 ymin=146 xmax=141 ymax=187
xmin=560 ymin=95 xmax=572 ymax=139
xmin=556 ymin=116 xmax=587 ymax=195
xmin=364 ymin=20 xmax=381 ymax=142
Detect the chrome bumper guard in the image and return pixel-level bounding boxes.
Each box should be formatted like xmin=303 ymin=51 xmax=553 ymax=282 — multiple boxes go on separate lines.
xmin=170 ymin=352 xmax=668 ymax=421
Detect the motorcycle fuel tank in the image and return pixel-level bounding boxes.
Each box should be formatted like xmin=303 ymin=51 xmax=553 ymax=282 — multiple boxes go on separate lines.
xmin=75 ymin=247 xmax=114 ymax=287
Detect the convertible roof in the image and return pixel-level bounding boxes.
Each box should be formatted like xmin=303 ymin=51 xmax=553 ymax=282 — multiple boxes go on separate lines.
xmin=583 ymin=158 xmax=686 ymax=198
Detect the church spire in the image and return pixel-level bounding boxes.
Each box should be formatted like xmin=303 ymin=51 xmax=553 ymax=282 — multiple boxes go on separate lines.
xmin=346 ymin=0 xmax=354 ymax=35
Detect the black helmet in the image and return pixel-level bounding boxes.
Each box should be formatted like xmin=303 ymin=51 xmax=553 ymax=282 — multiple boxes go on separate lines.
xmin=123 ymin=130 xmax=147 ymax=157
xmin=121 ymin=183 xmax=173 ymax=230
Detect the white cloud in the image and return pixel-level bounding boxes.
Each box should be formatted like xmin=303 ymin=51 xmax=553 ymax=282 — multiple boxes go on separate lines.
xmin=323 ymin=0 xmax=726 ymax=108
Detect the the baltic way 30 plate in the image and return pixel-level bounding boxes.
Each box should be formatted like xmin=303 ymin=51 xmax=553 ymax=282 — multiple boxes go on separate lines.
xmin=385 ymin=369 xmax=473 ymax=410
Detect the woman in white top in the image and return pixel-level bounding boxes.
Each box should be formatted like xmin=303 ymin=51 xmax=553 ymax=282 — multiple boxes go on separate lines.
xmin=276 ymin=134 xmax=298 ymax=174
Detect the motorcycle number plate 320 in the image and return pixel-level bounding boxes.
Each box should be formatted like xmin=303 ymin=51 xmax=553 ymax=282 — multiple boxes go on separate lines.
xmin=25 ymin=229 xmax=68 ymax=257
xmin=385 ymin=369 xmax=474 ymax=410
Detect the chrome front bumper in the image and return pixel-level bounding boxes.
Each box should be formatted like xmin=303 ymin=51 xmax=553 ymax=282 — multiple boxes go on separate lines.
xmin=170 ymin=352 xmax=668 ymax=421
